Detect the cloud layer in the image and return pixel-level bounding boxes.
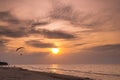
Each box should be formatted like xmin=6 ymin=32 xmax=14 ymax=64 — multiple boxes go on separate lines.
xmin=26 ymin=40 xmax=56 ymax=48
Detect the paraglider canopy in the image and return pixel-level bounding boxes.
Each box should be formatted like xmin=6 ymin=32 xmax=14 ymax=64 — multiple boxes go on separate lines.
xmin=16 ymin=47 xmax=24 ymax=52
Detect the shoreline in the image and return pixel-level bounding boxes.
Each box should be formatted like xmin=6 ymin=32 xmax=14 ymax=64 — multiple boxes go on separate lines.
xmin=0 ymin=66 xmax=93 ymax=80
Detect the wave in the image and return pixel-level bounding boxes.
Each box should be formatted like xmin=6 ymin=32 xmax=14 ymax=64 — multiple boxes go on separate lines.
xmin=46 ymin=68 xmax=120 ymax=77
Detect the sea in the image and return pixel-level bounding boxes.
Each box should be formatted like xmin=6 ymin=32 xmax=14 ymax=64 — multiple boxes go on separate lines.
xmin=12 ymin=64 xmax=120 ymax=80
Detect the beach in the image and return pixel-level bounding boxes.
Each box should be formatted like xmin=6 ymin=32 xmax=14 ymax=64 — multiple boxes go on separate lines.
xmin=0 ymin=67 xmax=93 ymax=80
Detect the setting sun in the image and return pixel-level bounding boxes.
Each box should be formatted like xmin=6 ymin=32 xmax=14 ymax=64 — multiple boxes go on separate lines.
xmin=51 ymin=48 xmax=59 ymax=54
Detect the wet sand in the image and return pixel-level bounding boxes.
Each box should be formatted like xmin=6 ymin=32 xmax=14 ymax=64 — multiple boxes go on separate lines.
xmin=0 ymin=67 xmax=93 ymax=80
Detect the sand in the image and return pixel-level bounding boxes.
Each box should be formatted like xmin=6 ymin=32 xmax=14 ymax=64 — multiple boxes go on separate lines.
xmin=0 ymin=67 xmax=93 ymax=80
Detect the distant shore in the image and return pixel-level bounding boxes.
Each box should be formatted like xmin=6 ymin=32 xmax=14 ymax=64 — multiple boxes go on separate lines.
xmin=0 ymin=66 xmax=93 ymax=80
xmin=0 ymin=61 xmax=8 ymax=65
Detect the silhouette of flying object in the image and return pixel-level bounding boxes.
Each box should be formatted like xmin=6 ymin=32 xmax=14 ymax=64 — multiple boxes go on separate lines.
xmin=16 ymin=47 xmax=24 ymax=52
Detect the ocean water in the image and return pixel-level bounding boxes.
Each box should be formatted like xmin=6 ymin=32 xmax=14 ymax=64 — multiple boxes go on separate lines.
xmin=14 ymin=64 xmax=120 ymax=80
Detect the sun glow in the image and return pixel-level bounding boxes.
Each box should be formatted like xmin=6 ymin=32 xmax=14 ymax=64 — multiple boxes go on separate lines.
xmin=51 ymin=48 xmax=59 ymax=54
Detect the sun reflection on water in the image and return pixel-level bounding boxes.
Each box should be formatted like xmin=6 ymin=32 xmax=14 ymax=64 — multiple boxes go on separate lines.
xmin=50 ymin=64 xmax=58 ymax=73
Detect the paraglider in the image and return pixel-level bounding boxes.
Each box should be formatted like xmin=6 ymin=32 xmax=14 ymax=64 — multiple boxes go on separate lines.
xmin=16 ymin=47 xmax=24 ymax=52
xmin=16 ymin=47 xmax=24 ymax=56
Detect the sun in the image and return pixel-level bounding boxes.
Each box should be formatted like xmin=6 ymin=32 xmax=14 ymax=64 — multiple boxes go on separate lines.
xmin=51 ymin=48 xmax=59 ymax=54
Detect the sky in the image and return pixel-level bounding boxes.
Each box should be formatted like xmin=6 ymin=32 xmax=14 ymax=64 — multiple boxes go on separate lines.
xmin=0 ymin=0 xmax=120 ymax=64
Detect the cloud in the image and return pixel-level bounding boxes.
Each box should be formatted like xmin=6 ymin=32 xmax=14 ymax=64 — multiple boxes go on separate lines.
xmin=86 ymin=44 xmax=120 ymax=53
xmin=0 ymin=11 xmax=20 ymax=24
xmin=0 ymin=39 xmax=8 ymax=47
xmin=0 ymin=10 xmax=51 ymax=27
xmin=49 ymin=0 xmax=120 ymax=33
xmin=50 ymin=1 xmax=100 ymax=27
xmin=26 ymin=40 xmax=56 ymax=48
xmin=30 ymin=29 xmax=75 ymax=39
xmin=0 ymin=26 xmax=27 ymax=38
xmin=50 ymin=1 xmax=104 ymax=28
xmin=77 ymin=44 xmax=120 ymax=63
xmin=0 ymin=24 xmax=75 ymax=39
xmin=50 ymin=2 xmax=81 ymax=26
xmin=31 ymin=20 xmax=51 ymax=27
xmin=0 ymin=11 xmax=29 ymax=38
xmin=73 ymin=43 xmax=86 ymax=46
xmin=77 ymin=44 xmax=120 ymax=59
xmin=0 ymin=38 xmax=10 ymax=50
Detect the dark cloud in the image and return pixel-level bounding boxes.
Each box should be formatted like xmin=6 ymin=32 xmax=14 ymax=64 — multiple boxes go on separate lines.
xmin=78 ymin=44 xmax=120 ymax=63
xmin=86 ymin=44 xmax=120 ymax=53
xmin=31 ymin=21 xmax=50 ymax=28
xmin=0 ymin=26 xmax=27 ymax=38
xmin=0 ymin=11 xmax=29 ymax=38
xmin=50 ymin=2 xmax=81 ymax=26
xmin=0 ymin=11 xmax=51 ymax=38
xmin=0 ymin=39 xmax=8 ymax=47
xmin=0 ymin=38 xmax=10 ymax=50
xmin=50 ymin=5 xmax=73 ymax=20
xmin=27 ymin=52 xmax=49 ymax=56
xmin=40 ymin=29 xmax=75 ymax=39
xmin=73 ymin=43 xmax=86 ymax=46
xmin=0 ymin=10 xmax=51 ymax=27
xmin=0 ymin=11 xmax=20 ymax=24
xmin=0 ymin=25 xmax=75 ymax=39
xmin=30 ymin=29 xmax=75 ymax=39
xmin=26 ymin=40 xmax=56 ymax=48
